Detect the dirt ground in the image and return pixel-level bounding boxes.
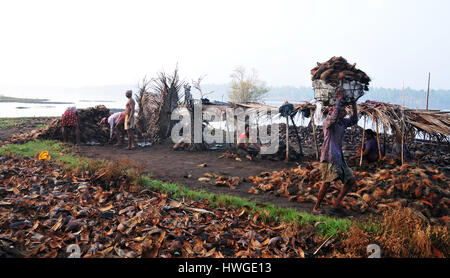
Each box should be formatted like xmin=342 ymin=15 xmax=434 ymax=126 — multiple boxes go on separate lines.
xmin=73 ymin=142 xmax=360 ymax=218
xmin=0 ymin=118 xmax=54 ymax=143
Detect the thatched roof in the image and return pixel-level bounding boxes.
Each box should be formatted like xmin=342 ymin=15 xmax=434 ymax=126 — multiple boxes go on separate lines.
xmin=293 ymin=101 xmax=450 ymax=139
xmin=190 ymin=99 xmax=450 ymax=139
xmin=357 ymin=101 xmax=450 ymax=139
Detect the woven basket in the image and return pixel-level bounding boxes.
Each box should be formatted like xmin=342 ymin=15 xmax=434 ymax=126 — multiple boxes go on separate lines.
xmin=313 ymin=80 xmax=365 ymax=107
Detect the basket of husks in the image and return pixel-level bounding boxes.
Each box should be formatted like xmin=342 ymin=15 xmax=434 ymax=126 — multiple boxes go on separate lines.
xmin=311 ymin=56 xmax=371 ymax=106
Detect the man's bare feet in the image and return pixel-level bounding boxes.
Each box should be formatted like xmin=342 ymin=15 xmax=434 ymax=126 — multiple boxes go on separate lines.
xmin=332 ymin=199 xmax=342 ymax=210
xmin=312 ymin=207 xmax=322 ymax=214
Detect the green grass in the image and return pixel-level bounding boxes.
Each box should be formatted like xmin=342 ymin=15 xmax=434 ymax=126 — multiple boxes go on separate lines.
xmin=144 ymin=177 xmax=352 ymax=236
xmin=1 ymin=139 xmax=354 ymax=236
xmin=34 ymin=124 xmax=47 ymax=129
xmin=0 ymin=117 xmax=55 ymax=128
xmin=0 ymin=139 xmax=83 ymax=168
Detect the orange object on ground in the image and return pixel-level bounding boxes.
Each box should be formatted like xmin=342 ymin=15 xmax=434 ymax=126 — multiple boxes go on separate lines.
xmin=39 ymin=150 xmax=51 ymax=161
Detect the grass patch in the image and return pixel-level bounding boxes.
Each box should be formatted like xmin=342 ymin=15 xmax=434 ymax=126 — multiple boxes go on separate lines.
xmin=0 ymin=139 xmax=82 ymax=168
xmin=0 ymin=117 xmax=55 ymax=128
xmin=144 ymin=177 xmax=352 ymax=236
xmin=34 ymin=124 xmax=47 ymax=129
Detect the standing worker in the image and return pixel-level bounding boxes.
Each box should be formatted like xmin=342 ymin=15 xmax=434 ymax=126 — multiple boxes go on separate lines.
xmin=313 ymin=88 xmax=358 ymax=215
xmin=124 ymin=90 xmax=136 ymax=150
xmin=61 ymin=106 xmax=80 ymax=145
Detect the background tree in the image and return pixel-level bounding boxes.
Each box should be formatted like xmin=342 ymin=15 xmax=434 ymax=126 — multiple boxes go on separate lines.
xmin=192 ymin=75 xmax=214 ymax=99
xmin=228 ymin=66 xmax=269 ymax=103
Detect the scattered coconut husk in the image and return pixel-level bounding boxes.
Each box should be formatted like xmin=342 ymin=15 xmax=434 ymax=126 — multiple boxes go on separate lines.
xmin=249 ymin=162 xmax=449 ymax=225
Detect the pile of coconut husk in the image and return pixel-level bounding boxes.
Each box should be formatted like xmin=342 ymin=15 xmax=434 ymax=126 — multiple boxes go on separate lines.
xmin=311 ymin=56 xmax=371 ymax=89
xmin=10 ymin=105 xmax=110 ymax=144
xmin=249 ymin=162 xmax=449 ymax=225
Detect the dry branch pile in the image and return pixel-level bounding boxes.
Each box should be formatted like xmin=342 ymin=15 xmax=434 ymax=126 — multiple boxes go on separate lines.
xmin=311 ymin=56 xmax=371 ymax=89
xmin=136 ymin=68 xmax=184 ymax=142
xmin=9 ymin=106 xmax=110 ymax=144
xmin=249 ymin=162 xmax=449 ymax=225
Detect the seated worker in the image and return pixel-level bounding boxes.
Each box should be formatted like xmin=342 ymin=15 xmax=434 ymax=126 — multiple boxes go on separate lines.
xmin=61 ymin=107 xmax=80 ymax=145
xmin=99 ymin=112 xmax=126 ymax=145
xmin=237 ymin=127 xmax=261 ymax=159
xmin=361 ymin=129 xmax=382 ymax=162
xmin=349 ymin=129 xmax=382 ymax=165
xmin=392 ymin=131 xmax=414 ymax=161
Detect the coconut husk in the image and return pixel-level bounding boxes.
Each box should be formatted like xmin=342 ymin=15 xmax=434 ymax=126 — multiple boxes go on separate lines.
xmin=311 ymin=56 xmax=371 ymax=88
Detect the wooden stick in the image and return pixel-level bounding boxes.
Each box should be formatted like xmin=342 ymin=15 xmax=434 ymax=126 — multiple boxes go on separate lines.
xmin=401 ymin=84 xmax=405 ymax=165
xmin=285 ymin=116 xmax=289 ymax=162
xmin=375 ymin=118 xmax=382 ymax=160
xmin=290 ymin=115 xmax=303 ymax=157
xmin=426 ymin=72 xmax=431 ymax=111
xmin=310 ymin=108 xmax=320 ymax=161
xmin=360 ymin=116 xmax=366 ymax=167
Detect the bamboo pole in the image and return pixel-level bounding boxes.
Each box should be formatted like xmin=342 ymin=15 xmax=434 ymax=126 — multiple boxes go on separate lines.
xmin=359 ymin=116 xmax=366 ymax=167
xmin=375 ymin=118 xmax=382 ymax=160
xmin=310 ymin=108 xmax=320 ymax=161
xmin=290 ymin=115 xmax=303 ymax=157
xmin=285 ymin=116 xmax=289 ymax=162
xmin=426 ymin=72 xmax=431 ymax=111
xmin=401 ymin=84 xmax=405 ymax=165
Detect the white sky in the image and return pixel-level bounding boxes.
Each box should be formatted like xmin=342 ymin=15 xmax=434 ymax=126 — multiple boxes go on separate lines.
xmin=0 ymin=0 xmax=449 ymax=90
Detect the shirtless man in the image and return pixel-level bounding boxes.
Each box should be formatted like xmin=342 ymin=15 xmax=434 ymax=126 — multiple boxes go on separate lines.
xmin=124 ymin=90 xmax=136 ymax=150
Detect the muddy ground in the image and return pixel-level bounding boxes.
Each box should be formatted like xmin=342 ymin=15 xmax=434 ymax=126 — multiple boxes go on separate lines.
xmin=0 ymin=118 xmax=354 ymax=215
xmin=0 ymin=118 xmax=54 ymax=144
xmin=74 ymin=142 xmax=328 ymax=213
xmin=3 ymin=117 xmax=447 ymax=219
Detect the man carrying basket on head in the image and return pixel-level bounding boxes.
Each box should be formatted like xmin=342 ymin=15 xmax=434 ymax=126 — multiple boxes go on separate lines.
xmin=313 ymin=88 xmax=358 ymax=215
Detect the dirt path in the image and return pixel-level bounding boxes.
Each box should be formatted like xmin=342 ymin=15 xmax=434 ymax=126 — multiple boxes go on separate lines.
xmin=0 ymin=118 xmax=54 ymax=143
xmin=75 ymin=143 xmax=360 ymax=218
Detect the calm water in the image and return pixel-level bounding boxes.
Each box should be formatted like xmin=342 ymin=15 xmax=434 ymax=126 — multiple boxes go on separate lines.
xmin=0 ymin=101 xmax=124 ymax=118
xmin=0 ymin=85 xmax=131 ymax=117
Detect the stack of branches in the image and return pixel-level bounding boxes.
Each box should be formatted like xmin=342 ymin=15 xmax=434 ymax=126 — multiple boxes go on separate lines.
xmin=311 ymin=56 xmax=371 ymax=89
xmin=358 ymin=100 xmax=450 ymax=142
xmin=135 ymin=77 xmax=153 ymax=139
xmin=144 ymin=67 xmax=184 ymax=142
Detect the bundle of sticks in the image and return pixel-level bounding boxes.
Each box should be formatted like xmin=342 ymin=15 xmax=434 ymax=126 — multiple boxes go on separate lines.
xmin=311 ymin=56 xmax=371 ymax=89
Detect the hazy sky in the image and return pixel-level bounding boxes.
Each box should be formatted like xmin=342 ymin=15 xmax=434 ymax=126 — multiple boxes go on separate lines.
xmin=0 ymin=0 xmax=449 ymax=90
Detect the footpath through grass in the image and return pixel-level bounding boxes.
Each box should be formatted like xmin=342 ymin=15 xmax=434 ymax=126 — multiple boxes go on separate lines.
xmin=0 ymin=139 xmax=353 ymax=236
